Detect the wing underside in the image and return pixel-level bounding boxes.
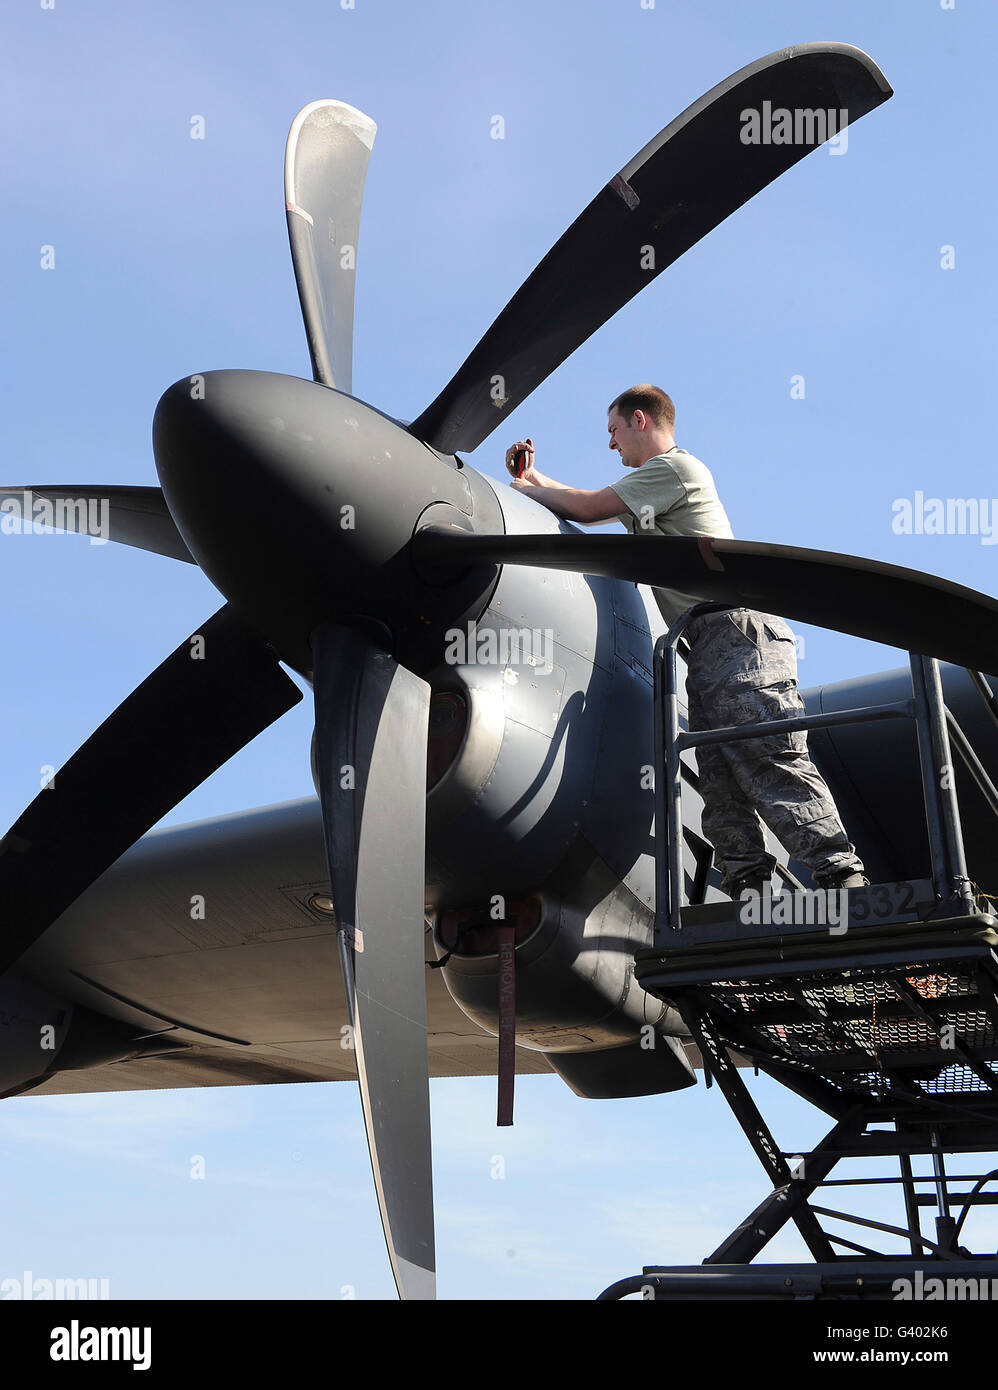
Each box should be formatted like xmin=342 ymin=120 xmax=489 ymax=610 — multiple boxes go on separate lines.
xmin=13 ymin=797 xmax=559 ymax=1099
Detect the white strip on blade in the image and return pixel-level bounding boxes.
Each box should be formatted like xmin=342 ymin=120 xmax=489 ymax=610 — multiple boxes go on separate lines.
xmin=285 ymin=201 xmax=314 ymax=226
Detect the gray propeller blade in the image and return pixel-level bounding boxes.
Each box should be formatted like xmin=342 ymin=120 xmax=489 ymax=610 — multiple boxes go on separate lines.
xmin=408 ymin=42 xmax=891 ymax=455
xmin=413 ymin=528 xmax=998 ymax=673
xmin=285 ymin=100 xmax=377 ymax=393
xmin=0 ymin=485 xmax=194 ymax=563
xmin=311 ymin=622 xmax=434 ymax=1300
xmin=0 ymin=605 xmax=302 ymax=975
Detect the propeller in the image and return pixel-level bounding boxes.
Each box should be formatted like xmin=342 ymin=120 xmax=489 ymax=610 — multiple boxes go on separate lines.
xmin=0 ymin=486 xmax=194 ymax=563
xmin=0 ymin=606 xmax=302 ymax=976
xmin=412 ymin=529 xmax=998 ymax=674
xmin=408 ymin=41 xmax=892 ymax=455
xmin=285 ymin=99 xmax=377 ymax=392
xmin=311 ymin=623 xmax=434 ymax=1299
xmin=3 ymin=43 xmax=923 ymax=1303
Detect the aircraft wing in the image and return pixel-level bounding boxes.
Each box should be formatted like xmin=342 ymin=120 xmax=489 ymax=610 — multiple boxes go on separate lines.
xmin=14 ymin=798 xmax=556 ymax=1098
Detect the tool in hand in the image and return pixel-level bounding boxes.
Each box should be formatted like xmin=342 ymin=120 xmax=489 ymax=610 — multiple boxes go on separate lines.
xmin=511 ymin=438 xmax=532 ymax=478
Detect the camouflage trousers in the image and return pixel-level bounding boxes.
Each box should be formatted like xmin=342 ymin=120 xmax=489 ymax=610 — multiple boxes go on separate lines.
xmin=684 ymin=608 xmax=864 ymax=893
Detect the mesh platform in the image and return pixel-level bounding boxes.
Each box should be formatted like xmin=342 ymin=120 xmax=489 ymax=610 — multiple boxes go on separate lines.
xmin=636 ymin=901 xmax=998 ymax=1110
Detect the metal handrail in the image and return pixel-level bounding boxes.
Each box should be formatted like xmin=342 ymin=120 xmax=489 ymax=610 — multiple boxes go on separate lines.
xmin=652 ymin=603 xmax=985 ymax=945
xmin=968 ymin=669 xmax=998 ymax=732
xmin=945 ymin=712 xmax=998 ymax=823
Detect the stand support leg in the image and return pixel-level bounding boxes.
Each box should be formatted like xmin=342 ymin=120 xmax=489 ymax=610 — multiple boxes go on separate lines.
xmin=679 ymin=993 xmax=862 ymax=1264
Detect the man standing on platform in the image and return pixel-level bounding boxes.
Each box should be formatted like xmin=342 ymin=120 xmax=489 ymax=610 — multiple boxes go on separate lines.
xmin=505 ymin=383 xmax=867 ymax=899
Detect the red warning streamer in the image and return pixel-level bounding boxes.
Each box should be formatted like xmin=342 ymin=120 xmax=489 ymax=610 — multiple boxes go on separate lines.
xmin=496 ymin=925 xmax=516 ymax=1126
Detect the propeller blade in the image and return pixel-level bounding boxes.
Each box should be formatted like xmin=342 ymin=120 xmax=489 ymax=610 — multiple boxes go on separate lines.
xmin=0 ymin=605 xmax=302 ymax=974
xmin=0 ymin=485 xmax=194 ymax=563
xmin=408 ymin=42 xmax=891 ymax=455
xmin=311 ymin=622 xmax=434 ymax=1300
xmin=413 ymin=527 xmax=998 ymax=673
xmin=285 ymin=99 xmax=377 ymax=393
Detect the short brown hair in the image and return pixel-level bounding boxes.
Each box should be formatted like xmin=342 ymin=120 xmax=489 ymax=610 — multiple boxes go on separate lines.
xmin=608 ymin=384 xmax=675 ymax=429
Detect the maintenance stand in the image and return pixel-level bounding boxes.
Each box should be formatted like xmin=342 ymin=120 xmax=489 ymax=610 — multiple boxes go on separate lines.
xmin=599 ymin=604 xmax=998 ymax=1300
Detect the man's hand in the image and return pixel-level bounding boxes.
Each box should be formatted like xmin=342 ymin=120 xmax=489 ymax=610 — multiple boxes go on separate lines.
xmin=502 ymin=433 xmax=627 ymax=523
xmin=505 ymin=437 xmax=537 ymax=484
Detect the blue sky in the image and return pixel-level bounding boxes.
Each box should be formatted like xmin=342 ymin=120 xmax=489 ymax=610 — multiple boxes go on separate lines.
xmin=1 ymin=0 xmax=996 ymax=1300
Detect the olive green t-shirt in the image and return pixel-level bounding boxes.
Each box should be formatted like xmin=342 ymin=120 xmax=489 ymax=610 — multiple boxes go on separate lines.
xmin=608 ymin=448 xmax=734 ymax=626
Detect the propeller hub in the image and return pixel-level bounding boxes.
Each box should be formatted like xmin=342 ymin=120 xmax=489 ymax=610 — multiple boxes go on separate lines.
xmin=153 ymin=370 xmax=499 ymax=671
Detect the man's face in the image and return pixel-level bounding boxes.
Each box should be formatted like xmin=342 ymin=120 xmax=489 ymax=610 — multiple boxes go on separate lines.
xmin=607 ymin=408 xmax=644 ymax=468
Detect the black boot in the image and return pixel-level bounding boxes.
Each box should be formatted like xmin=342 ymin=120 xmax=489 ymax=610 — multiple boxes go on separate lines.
xmin=814 ymin=868 xmax=869 ymax=891
xmin=727 ymin=874 xmax=772 ymax=901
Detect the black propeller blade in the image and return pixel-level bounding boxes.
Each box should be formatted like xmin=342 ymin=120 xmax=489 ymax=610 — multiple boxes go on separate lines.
xmin=0 ymin=486 xmax=194 ymax=563
xmin=311 ymin=622 xmax=435 ymax=1300
xmin=408 ymin=42 xmax=892 ymax=455
xmin=413 ymin=528 xmax=998 ymax=673
xmin=0 ymin=605 xmax=302 ymax=975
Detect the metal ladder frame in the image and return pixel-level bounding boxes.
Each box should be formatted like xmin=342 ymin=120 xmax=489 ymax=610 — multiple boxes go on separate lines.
xmin=598 ymin=605 xmax=998 ymax=1297
xmin=652 ymin=602 xmax=998 ymax=945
